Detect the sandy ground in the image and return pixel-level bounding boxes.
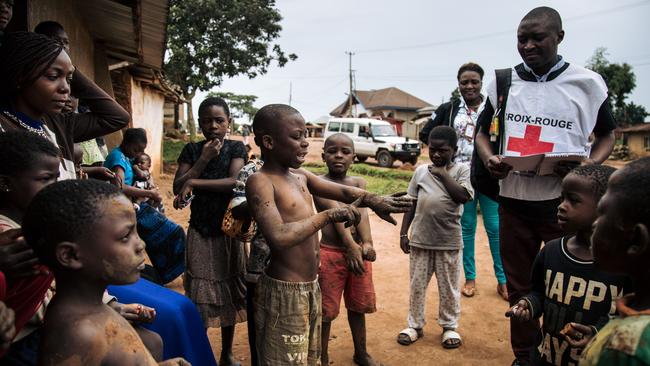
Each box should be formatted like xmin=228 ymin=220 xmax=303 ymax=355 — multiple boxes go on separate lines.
xmin=158 ymin=136 xmax=630 ymax=365
xmin=158 ymin=137 xmax=516 ymax=366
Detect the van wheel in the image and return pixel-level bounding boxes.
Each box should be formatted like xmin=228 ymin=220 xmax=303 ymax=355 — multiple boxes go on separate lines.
xmin=376 ymin=151 xmax=394 ymax=168
xmin=357 ymin=156 xmax=368 ymax=163
xmin=408 ymin=157 xmax=418 ymax=165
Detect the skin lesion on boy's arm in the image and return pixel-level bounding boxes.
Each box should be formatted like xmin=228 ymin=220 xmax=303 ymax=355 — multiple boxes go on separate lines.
xmin=246 ymin=174 xmax=360 ymax=248
xmin=298 ymin=168 xmax=413 ymax=225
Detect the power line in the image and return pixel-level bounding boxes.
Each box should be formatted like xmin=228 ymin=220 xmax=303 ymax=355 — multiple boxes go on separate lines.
xmin=356 ymin=0 xmax=650 ymax=54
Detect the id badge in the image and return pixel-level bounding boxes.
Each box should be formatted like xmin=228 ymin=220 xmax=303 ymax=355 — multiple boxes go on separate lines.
xmin=464 ymin=123 xmax=475 ymax=140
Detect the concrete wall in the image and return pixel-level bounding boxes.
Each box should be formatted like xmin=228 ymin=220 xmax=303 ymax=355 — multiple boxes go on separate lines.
xmin=29 ymin=1 xmax=166 ymax=176
xmin=628 ymin=133 xmax=650 ymax=158
xmin=28 ymin=0 xmax=95 ymax=79
xmin=130 ymin=78 xmax=165 ymax=177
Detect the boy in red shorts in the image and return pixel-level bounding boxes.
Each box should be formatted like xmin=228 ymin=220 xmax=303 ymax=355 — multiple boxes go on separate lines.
xmin=314 ymin=134 xmax=381 ymax=366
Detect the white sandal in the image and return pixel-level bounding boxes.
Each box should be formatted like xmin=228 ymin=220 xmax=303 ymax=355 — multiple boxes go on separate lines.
xmin=397 ymin=327 xmax=423 ymax=345
xmin=442 ymin=329 xmax=462 ymax=349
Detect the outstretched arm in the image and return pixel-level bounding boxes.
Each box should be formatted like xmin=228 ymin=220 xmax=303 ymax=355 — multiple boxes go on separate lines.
xmin=246 ymin=173 xmax=361 ymax=249
xmin=296 ymin=169 xmax=413 ymax=225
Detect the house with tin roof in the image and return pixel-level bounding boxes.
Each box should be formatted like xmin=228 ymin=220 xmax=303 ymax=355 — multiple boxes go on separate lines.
xmin=8 ymin=0 xmax=183 ymax=177
xmin=617 ymin=122 xmax=650 ymax=158
xmin=330 ymin=87 xmax=432 ymax=135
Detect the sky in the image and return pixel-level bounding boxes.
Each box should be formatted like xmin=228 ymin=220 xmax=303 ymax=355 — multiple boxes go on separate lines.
xmin=193 ymin=0 xmax=650 ymax=123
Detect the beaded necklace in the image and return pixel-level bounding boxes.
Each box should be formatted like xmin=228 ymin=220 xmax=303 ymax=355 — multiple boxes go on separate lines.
xmin=1 ymin=110 xmax=49 ymax=139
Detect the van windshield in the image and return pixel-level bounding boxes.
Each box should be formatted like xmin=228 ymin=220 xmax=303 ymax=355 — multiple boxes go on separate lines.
xmin=371 ymin=125 xmax=397 ymax=137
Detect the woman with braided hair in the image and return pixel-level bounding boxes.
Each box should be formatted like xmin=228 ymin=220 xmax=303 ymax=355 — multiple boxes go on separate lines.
xmin=0 ymin=31 xmax=129 ymax=180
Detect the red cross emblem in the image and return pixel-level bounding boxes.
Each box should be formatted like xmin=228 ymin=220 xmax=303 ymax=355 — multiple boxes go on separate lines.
xmin=507 ymin=125 xmax=554 ymax=156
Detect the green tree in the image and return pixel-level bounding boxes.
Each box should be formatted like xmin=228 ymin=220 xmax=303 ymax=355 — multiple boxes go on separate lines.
xmin=450 ymin=88 xmax=460 ymax=102
xmin=165 ymin=0 xmax=297 ymax=139
xmin=207 ymin=91 xmax=259 ymax=132
xmin=586 ymin=48 xmax=648 ymax=124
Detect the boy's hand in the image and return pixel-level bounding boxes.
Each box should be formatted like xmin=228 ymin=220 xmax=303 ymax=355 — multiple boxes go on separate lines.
xmin=0 ymin=301 xmax=15 ymax=351
xmin=561 ymin=322 xmax=595 ymax=348
xmin=327 ymin=197 xmax=362 ymax=227
xmin=363 ymin=192 xmax=414 ymax=225
xmin=505 ymin=299 xmax=531 ymax=321
xmin=486 ymin=155 xmax=512 ymax=179
xmin=428 ymin=164 xmax=448 ymax=178
xmin=345 ymin=244 xmax=365 ymax=275
xmin=0 ymin=229 xmax=43 ymax=278
xmin=361 ymin=243 xmax=376 ymax=262
xmin=158 ymin=357 xmax=191 ymax=366
xmin=400 ymin=236 xmax=410 ymax=254
xmin=200 ymin=138 xmax=222 ymax=161
xmin=115 ymin=303 xmax=156 ymax=324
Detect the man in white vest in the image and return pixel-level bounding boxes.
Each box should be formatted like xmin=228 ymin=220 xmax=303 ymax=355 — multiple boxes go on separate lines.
xmin=475 ymin=7 xmax=616 ymax=366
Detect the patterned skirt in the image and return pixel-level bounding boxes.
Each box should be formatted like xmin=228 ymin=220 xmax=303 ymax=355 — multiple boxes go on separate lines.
xmin=184 ymin=226 xmax=247 ymax=328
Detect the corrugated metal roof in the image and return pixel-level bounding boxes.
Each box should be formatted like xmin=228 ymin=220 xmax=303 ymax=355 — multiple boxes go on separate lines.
xmin=617 ymin=123 xmax=650 ymax=133
xmin=330 ymin=87 xmax=432 ymax=116
xmin=79 ymin=0 xmax=168 ymax=69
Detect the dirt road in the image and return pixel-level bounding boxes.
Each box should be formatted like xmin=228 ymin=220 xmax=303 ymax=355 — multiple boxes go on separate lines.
xmin=159 ymin=170 xmax=513 ymax=366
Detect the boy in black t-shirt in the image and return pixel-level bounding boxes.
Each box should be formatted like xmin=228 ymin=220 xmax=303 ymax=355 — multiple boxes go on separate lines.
xmin=506 ymin=165 xmax=628 ymax=365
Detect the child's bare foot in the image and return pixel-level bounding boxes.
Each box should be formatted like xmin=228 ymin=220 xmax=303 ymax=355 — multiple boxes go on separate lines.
xmin=461 ymin=279 xmax=476 ymax=297
xmin=353 ymin=352 xmax=384 ymax=366
xmin=219 ymin=352 xmax=241 ymax=366
xmin=497 ymin=283 xmax=509 ymax=301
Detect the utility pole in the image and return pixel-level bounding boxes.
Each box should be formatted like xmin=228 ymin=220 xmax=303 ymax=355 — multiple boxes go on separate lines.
xmin=345 ymin=51 xmax=355 ymax=117
xmin=289 ymin=82 xmax=292 ymax=106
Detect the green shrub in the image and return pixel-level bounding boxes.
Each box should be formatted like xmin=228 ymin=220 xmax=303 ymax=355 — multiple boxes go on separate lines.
xmin=163 ymin=139 xmax=186 ymax=163
xmin=302 ymin=162 xmax=412 ymax=195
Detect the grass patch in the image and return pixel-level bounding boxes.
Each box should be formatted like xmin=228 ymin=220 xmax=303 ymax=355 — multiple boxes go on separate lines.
xmin=302 ymin=162 xmax=412 ymax=195
xmin=162 ymin=139 xmax=413 ymax=195
xmin=163 ymin=139 xmax=186 ymax=163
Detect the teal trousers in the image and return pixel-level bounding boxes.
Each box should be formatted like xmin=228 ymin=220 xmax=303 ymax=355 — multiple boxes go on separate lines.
xmin=461 ymin=192 xmax=506 ymax=284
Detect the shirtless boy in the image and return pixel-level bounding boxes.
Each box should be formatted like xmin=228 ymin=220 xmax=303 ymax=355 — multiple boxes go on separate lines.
xmin=246 ymin=104 xmax=412 ymax=365
xmin=22 ymin=180 xmax=188 ymax=366
xmin=314 ymin=133 xmax=381 ymax=366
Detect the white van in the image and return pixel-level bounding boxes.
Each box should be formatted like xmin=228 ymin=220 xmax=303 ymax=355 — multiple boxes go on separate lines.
xmin=324 ymin=118 xmax=421 ymax=167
